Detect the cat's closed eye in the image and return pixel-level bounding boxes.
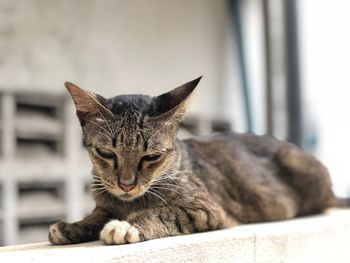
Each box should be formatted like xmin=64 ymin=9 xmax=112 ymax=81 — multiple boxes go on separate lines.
xmin=95 ymin=147 xmax=116 ymax=159
xmin=138 ymin=154 xmax=162 ymax=170
xmin=141 ymin=154 xmax=162 ymax=162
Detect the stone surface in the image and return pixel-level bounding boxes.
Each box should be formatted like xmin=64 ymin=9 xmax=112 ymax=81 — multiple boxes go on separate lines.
xmin=1 ymin=209 xmax=350 ymax=262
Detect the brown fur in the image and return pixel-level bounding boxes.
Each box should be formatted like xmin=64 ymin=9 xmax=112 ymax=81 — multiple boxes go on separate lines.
xmin=49 ymin=77 xmax=338 ymax=245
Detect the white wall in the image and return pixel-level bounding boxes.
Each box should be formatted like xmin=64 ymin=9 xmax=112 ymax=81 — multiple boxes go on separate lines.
xmin=0 ymin=0 xmax=237 ymax=118
xmin=299 ymin=0 xmax=350 ymax=196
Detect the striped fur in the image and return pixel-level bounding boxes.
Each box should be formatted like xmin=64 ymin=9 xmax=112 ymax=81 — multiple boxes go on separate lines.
xmin=49 ymin=78 xmax=336 ymax=245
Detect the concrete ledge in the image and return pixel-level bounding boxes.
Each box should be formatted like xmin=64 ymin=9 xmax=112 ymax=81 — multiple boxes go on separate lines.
xmin=1 ymin=209 xmax=350 ymax=262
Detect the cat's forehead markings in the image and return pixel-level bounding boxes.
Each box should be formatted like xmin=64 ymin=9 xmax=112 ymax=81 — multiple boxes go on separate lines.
xmin=95 ymin=118 xmax=104 ymax=123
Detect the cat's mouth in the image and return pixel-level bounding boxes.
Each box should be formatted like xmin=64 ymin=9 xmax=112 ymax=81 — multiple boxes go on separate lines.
xmin=106 ymin=184 xmax=144 ymax=201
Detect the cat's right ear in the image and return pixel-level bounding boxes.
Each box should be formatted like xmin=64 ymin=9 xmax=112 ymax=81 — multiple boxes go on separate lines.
xmin=151 ymin=76 xmax=202 ymax=122
xmin=65 ymin=82 xmax=113 ymax=121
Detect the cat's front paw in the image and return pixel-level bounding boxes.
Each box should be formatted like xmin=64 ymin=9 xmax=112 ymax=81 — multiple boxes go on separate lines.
xmin=48 ymin=221 xmax=84 ymax=245
xmin=100 ymin=220 xmax=140 ymax=245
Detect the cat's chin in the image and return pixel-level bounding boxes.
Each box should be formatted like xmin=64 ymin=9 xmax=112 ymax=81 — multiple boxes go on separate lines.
xmin=112 ymin=192 xmax=140 ymax=202
xmin=107 ymin=185 xmax=145 ymax=202
xmin=118 ymin=193 xmax=136 ymax=201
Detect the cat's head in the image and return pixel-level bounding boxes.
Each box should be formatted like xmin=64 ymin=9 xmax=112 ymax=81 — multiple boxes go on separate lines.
xmin=65 ymin=77 xmax=201 ymax=201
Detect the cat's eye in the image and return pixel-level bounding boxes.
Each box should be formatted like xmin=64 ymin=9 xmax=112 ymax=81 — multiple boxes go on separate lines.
xmin=138 ymin=154 xmax=162 ymax=170
xmin=95 ymin=147 xmax=115 ymax=159
xmin=141 ymin=154 xmax=162 ymax=162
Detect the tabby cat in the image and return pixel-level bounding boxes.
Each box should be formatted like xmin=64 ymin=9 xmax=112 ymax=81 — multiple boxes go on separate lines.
xmin=49 ymin=77 xmax=341 ymax=245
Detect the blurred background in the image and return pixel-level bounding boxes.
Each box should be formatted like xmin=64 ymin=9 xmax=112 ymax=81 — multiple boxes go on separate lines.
xmin=0 ymin=0 xmax=350 ymax=246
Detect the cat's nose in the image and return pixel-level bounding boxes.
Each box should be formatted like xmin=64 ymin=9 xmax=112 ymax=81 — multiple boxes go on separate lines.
xmin=118 ymin=175 xmax=136 ymax=192
xmin=119 ymin=183 xmax=136 ymax=192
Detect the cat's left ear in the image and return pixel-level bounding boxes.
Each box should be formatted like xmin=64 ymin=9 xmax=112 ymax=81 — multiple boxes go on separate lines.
xmin=152 ymin=76 xmax=202 ymax=122
xmin=65 ymin=82 xmax=113 ymax=122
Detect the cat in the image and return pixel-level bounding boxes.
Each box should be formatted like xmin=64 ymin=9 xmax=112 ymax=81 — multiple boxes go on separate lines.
xmin=48 ymin=77 xmax=344 ymax=245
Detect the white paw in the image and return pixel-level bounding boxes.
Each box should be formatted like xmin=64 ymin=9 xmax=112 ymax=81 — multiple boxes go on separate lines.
xmin=100 ymin=220 xmax=140 ymax=245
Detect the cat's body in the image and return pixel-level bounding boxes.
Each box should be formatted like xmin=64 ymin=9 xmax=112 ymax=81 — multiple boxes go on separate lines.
xmin=183 ymin=133 xmax=334 ymax=221
xmin=49 ymin=78 xmax=337 ymax=245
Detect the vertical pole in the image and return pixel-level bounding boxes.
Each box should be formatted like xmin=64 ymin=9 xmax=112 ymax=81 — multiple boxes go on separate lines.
xmin=231 ymin=0 xmax=254 ymax=133
xmin=2 ymin=93 xmax=18 ymax=245
xmin=284 ymin=0 xmax=303 ymax=146
xmin=262 ymin=0 xmax=274 ymax=136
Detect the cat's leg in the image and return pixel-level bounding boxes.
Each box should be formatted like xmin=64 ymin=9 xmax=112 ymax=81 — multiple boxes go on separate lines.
xmin=100 ymin=205 xmax=236 ymax=245
xmin=48 ymin=206 xmax=111 ymax=245
xmin=277 ymin=145 xmax=336 ymax=215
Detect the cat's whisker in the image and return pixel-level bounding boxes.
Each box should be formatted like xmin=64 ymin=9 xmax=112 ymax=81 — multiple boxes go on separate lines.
xmin=101 ymin=189 xmax=113 ymax=200
xmin=92 ymin=179 xmax=103 ymax=185
xmin=152 ymin=177 xmax=182 ymax=186
xmin=147 ymin=123 xmax=171 ymax=147
xmin=156 ymin=172 xmax=181 ymax=178
xmin=90 ymin=183 xmax=106 ymax=189
xmin=150 ymin=186 xmax=182 ymax=196
xmin=150 ymin=178 xmax=182 ymax=190
xmin=91 ymin=180 xmax=104 ymax=184
xmin=91 ymin=177 xmax=104 ymax=183
xmin=96 ymin=107 xmax=115 ymax=136
xmin=91 ymin=179 xmax=103 ymax=183
xmin=150 ymin=190 xmax=169 ymax=205
xmin=91 ymin=183 xmax=105 ymax=188
xmin=94 ymin=130 xmax=112 ymax=142
xmin=90 ymin=186 xmax=106 ymax=191
xmin=83 ymin=118 xmax=112 ymax=137
xmin=92 ymin=188 xmax=108 ymax=197
xmin=91 ymin=182 xmax=104 ymax=186
xmin=155 ymin=176 xmax=181 ymax=182
xmin=151 ymin=182 xmax=178 ymax=189
xmin=90 ymin=184 xmax=104 ymax=188
xmin=91 ymin=177 xmax=117 ymax=193
xmin=93 ymin=188 xmax=106 ymax=194
xmin=151 ymin=177 xmax=179 ymax=185
xmin=147 ymin=189 xmax=168 ymax=207
xmin=153 ymin=171 xmax=182 ymax=179
xmin=91 ymin=187 xmax=105 ymax=191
